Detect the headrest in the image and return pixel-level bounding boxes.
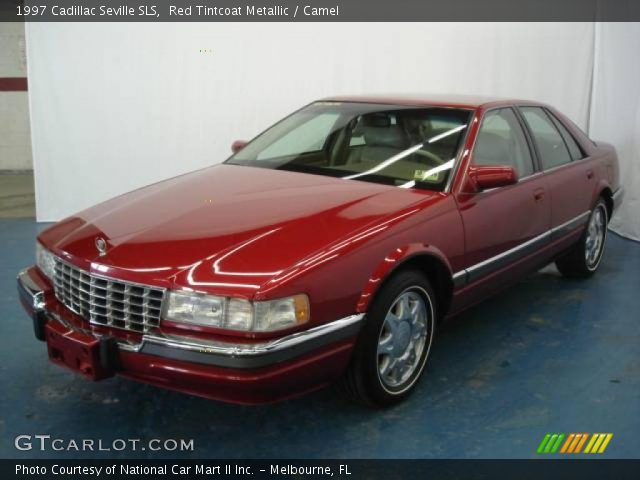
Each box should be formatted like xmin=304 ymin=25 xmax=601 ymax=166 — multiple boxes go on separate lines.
xmin=362 ymin=125 xmax=406 ymax=149
xmin=362 ymin=113 xmax=391 ymax=128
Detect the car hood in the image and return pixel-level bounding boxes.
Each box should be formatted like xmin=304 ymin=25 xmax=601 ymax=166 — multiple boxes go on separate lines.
xmin=40 ymin=164 xmax=437 ymax=296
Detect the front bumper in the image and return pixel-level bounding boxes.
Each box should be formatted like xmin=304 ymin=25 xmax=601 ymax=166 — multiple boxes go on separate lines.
xmin=17 ymin=267 xmax=363 ymax=403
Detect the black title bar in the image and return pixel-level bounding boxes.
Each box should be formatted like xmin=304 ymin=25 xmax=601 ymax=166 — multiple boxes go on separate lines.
xmin=1 ymin=0 xmax=640 ymax=22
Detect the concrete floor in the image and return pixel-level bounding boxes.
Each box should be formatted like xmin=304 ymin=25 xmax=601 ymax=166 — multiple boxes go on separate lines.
xmin=0 ymin=172 xmax=36 ymax=218
xmin=0 ymin=218 xmax=638 ymax=460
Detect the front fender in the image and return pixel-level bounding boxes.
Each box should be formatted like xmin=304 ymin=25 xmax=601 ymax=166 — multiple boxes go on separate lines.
xmin=356 ymin=243 xmax=454 ymax=313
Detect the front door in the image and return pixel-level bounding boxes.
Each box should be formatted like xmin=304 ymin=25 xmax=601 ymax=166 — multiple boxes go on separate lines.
xmin=455 ymin=107 xmax=551 ymax=306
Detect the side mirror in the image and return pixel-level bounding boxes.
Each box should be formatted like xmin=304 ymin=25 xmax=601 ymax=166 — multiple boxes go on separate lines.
xmin=469 ymin=165 xmax=518 ymax=190
xmin=231 ymin=140 xmax=248 ymax=154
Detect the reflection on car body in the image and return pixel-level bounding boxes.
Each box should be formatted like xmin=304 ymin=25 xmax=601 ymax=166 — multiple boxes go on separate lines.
xmin=18 ymin=95 xmax=623 ymax=406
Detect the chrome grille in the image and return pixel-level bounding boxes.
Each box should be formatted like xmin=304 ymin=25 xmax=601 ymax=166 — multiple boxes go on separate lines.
xmin=52 ymin=259 xmax=165 ymax=333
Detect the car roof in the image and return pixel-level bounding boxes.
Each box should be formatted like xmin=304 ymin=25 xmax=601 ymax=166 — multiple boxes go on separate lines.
xmin=321 ymin=94 xmax=541 ymax=110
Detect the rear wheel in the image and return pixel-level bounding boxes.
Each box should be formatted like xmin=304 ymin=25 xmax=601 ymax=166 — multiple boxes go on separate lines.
xmin=556 ymin=199 xmax=608 ymax=278
xmin=340 ymin=270 xmax=436 ymax=407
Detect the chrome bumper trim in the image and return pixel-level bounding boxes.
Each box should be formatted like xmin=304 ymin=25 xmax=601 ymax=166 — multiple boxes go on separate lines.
xmin=17 ymin=268 xmax=46 ymax=311
xmin=48 ymin=311 xmax=364 ymax=368
xmin=19 ymin=266 xmax=365 ymax=368
xmin=142 ymin=314 xmax=364 ymax=356
xmin=56 ymin=312 xmax=363 ymax=369
xmin=137 ymin=314 xmax=364 ymax=368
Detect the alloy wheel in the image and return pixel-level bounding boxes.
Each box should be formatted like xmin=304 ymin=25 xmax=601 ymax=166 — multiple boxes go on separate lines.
xmin=377 ymin=288 xmax=430 ymax=391
xmin=585 ymin=205 xmax=607 ymax=269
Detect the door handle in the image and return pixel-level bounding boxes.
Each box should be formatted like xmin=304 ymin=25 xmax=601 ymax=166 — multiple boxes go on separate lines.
xmin=586 ymin=169 xmax=594 ymax=180
xmin=533 ymin=188 xmax=545 ymax=201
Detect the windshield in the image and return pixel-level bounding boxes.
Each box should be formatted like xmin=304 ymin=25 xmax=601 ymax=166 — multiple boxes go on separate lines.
xmin=226 ymin=102 xmax=472 ymax=191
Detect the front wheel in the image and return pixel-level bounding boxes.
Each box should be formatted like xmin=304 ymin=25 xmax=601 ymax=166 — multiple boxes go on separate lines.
xmin=556 ymin=199 xmax=608 ymax=278
xmin=340 ymin=270 xmax=436 ymax=407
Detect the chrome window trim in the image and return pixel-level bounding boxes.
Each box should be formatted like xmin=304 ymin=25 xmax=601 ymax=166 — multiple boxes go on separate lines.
xmin=531 ymin=156 xmax=591 ymax=176
xmin=453 ymin=210 xmax=590 ymax=287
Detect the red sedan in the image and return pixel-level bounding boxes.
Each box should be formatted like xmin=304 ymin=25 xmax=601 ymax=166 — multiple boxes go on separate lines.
xmin=18 ymin=95 xmax=623 ymax=406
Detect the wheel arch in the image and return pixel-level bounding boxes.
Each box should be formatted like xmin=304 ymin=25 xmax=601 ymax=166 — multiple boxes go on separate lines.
xmin=598 ymin=185 xmax=614 ymax=222
xmin=356 ymin=245 xmax=454 ymax=322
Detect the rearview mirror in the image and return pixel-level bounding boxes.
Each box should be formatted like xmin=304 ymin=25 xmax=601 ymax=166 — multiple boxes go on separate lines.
xmin=469 ymin=165 xmax=518 ymax=190
xmin=231 ymin=140 xmax=248 ymax=154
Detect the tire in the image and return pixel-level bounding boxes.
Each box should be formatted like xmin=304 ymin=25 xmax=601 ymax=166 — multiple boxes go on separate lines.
xmin=340 ymin=269 xmax=436 ymax=407
xmin=556 ymin=198 xmax=608 ymax=279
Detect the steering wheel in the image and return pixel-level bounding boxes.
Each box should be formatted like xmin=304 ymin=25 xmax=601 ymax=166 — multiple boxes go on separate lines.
xmin=414 ymin=148 xmax=444 ymax=165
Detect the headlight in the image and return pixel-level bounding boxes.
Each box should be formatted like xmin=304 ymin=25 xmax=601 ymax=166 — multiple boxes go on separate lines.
xmin=163 ymin=291 xmax=310 ymax=332
xmin=36 ymin=243 xmax=56 ymax=279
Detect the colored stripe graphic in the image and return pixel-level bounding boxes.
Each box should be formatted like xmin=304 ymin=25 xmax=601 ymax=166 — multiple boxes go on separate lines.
xmin=538 ymin=433 xmax=613 ymax=454
xmin=537 ymin=434 xmax=551 ymax=454
xmin=560 ymin=433 xmax=589 ymax=453
xmin=575 ymin=433 xmax=589 ymax=453
xmin=550 ymin=434 xmax=565 ymax=453
xmin=598 ymin=434 xmax=613 ymax=453
xmin=560 ymin=433 xmax=575 ymax=453
xmin=568 ymin=433 xmax=582 ymax=453
xmin=537 ymin=433 xmax=565 ymax=453
xmin=584 ymin=433 xmax=613 ymax=454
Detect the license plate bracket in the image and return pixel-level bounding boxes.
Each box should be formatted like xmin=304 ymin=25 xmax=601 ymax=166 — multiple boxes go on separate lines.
xmin=45 ymin=322 xmax=115 ymax=380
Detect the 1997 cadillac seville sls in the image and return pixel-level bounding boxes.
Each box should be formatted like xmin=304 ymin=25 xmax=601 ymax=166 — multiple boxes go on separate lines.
xmin=18 ymin=95 xmax=623 ymax=406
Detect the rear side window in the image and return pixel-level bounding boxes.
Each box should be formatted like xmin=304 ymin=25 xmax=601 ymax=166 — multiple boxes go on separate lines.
xmin=473 ymin=108 xmax=534 ymax=177
xmin=520 ymin=107 xmax=572 ymax=169
xmin=547 ymin=111 xmax=585 ymax=160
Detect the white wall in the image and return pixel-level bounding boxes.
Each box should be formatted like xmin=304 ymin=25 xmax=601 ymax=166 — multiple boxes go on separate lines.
xmin=589 ymin=23 xmax=640 ymax=241
xmin=0 ymin=22 xmax=32 ymax=170
xmin=27 ymin=22 xmax=595 ymax=221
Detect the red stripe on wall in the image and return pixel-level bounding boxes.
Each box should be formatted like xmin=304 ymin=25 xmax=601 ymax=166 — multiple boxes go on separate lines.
xmin=0 ymin=77 xmax=28 ymax=91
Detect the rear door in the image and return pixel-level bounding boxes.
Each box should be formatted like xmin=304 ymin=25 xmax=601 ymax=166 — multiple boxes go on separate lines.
xmin=517 ymin=106 xmax=594 ymax=239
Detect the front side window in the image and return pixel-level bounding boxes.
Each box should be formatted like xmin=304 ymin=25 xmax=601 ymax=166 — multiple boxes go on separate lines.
xmin=520 ymin=106 xmax=572 ymax=169
xmin=473 ymin=108 xmax=534 ymax=177
xmin=227 ymin=102 xmax=472 ymax=191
